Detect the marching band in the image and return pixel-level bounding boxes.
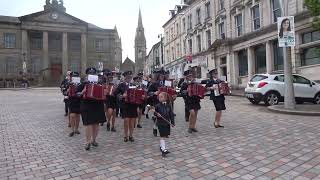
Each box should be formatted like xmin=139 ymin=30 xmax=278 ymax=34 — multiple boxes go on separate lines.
xmin=61 ymin=67 xmax=229 ymax=156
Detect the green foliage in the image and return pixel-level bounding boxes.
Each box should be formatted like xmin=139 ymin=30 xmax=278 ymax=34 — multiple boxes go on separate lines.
xmin=305 ymin=0 xmax=320 ymax=30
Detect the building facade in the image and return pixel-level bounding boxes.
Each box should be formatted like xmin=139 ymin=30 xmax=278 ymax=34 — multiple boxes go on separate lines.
xmin=0 ymin=0 xmax=122 ymax=86
xmin=134 ymin=9 xmax=146 ymax=74
xmin=163 ymin=0 xmax=320 ymax=88
xmin=120 ymin=57 xmax=135 ymax=73
xmin=145 ymin=41 xmax=164 ymax=75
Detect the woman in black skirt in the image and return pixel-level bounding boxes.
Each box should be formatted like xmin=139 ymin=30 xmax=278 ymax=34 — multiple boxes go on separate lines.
xmin=155 ymin=92 xmax=175 ymax=157
xmin=180 ymin=70 xmax=201 ymax=133
xmin=79 ymin=68 xmax=106 ymax=151
xmin=67 ymin=72 xmax=81 ymax=137
xmin=115 ymin=71 xmax=138 ymax=142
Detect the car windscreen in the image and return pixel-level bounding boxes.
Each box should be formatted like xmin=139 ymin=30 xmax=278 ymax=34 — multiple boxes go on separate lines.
xmin=250 ymin=75 xmax=268 ymax=82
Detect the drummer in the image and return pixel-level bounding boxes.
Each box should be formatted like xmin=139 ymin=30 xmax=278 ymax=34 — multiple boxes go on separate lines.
xmin=133 ymin=74 xmax=145 ymax=128
xmin=103 ymin=69 xmax=117 ymax=132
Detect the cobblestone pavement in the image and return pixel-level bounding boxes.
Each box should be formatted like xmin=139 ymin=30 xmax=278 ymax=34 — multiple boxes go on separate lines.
xmin=0 ymin=89 xmax=320 ymax=180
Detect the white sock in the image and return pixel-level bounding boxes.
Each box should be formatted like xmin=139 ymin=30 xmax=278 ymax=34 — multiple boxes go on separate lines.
xmin=160 ymin=139 xmax=166 ymax=151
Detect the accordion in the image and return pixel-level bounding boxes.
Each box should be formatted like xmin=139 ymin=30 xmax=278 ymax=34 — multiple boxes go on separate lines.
xmin=219 ymin=82 xmax=231 ymax=95
xmin=125 ymin=88 xmax=146 ymax=104
xmin=104 ymin=84 xmax=116 ymax=96
xmin=159 ymin=87 xmax=177 ymax=97
xmin=188 ymin=83 xmax=207 ymax=99
xmin=68 ymin=84 xmax=77 ymax=97
xmin=83 ymin=84 xmax=106 ymax=101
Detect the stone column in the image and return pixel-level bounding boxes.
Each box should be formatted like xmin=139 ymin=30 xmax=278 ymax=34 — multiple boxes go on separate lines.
xmin=81 ymin=33 xmax=87 ymax=76
xmin=231 ymin=51 xmax=239 ymax=88
xmin=266 ymin=41 xmax=273 ymax=74
xmin=43 ymin=31 xmax=49 ymax=81
xmin=247 ymin=47 xmax=254 ymax=80
xmin=62 ymin=32 xmax=68 ymax=77
xmin=21 ymin=30 xmax=28 ymax=73
xmin=226 ymin=53 xmax=232 ymax=83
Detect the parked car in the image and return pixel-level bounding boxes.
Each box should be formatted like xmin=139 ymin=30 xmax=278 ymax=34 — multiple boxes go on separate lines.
xmin=244 ymin=74 xmax=320 ymax=106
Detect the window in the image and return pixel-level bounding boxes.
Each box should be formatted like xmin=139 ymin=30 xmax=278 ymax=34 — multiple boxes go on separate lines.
xmin=293 ymin=75 xmax=310 ymax=84
xmin=31 ymin=38 xmax=42 ymax=50
xmin=205 ymin=2 xmax=211 ymax=19
xmin=188 ymin=39 xmax=193 ymax=54
xmin=238 ymin=50 xmax=248 ymax=76
xmin=252 ymin=5 xmax=260 ymax=30
xmin=31 ymin=58 xmax=40 ymax=74
xmin=70 ymin=58 xmax=81 ymax=72
xmin=251 ymin=75 xmax=268 ymax=82
xmin=4 ymin=33 xmax=16 ymax=48
xmin=170 ymin=28 xmax=174 ymax=39
xmin=274 ymin=75 xmax=284 ymax=82
xmin=166 ymin=31 xmax=169 ymax=43
xmin=272 ymin=0 xmax=282 ymax=23
xmin=219 ymin=22 xmax=225 ymax=39
xmin=219 ymin=0 xmax=225 ymax=10
xmin=176 ymin=23 xmax=179 ymax=35
xmin=188 ymin=14 xmax=193 ymax=29
xmin=49 ymin=34 xmax=61 ymax=51
xmin=95 ymin=39 xmax=103 ymax=52
xmin=6 ymin=57 xmax=18 ymax=74
xmin=183 ymin=40 xmax=186 ymax=55
xmin=182 ymin=18 xmax=186 ymax=32
xmin=177 ymin=43 xmax=180 ymax=57
xmin=302 ymin=31 xmax=320 ymax=44
xmin=302 ymin=47 xmax=320 ymax=66
xmin=196 ymin=8 xmax=201 ymax=25
xmin=196 ymin=35 xmax=201 ymax=52
xmin=254 ymin=45 xmax=266 ymax=73
xmin=273 ymin=40 xmax=283 ymax=70
xmin=235 ymin=14 xmax=243 ymax=37
xmin=206 ymin=30 xmax=211 ymax=48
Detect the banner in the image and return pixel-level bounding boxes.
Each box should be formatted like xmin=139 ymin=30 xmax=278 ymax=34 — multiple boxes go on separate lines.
xmin=278 ymin=16 xmax=295 ymax=47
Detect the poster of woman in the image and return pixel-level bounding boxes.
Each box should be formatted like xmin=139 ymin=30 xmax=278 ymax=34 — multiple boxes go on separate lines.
xmin=278 ymin=16 xmax=295 ymax=47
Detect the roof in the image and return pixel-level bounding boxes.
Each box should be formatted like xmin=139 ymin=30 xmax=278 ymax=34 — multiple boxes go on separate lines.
xmin=0 ymin=15 xmax=20 ymax=24
xmin=123 ymin=57 xmax=135 ymax=64
xmin=147 ymin=41 xmax=161 ymax=57
xmin=88 ymin=23 xmax=104 ymax=30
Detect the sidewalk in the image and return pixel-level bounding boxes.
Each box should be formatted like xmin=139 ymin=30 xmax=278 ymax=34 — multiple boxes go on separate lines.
xmin=268 ymin=104 xmax=320 ymax=116
xmin=230 ymin=88 xmax=245 ymax=97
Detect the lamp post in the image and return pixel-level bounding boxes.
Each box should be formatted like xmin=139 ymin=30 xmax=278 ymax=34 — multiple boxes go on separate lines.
xmin=158 ymin=34 xmax=164 ymax=67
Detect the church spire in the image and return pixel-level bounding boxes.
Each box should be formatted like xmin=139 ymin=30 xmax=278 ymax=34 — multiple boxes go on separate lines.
xmin=138 ymin=8 xmax=143 ymax=29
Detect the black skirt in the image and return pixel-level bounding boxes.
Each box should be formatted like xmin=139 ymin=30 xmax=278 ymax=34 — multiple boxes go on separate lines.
xmin=121 ymin=102 xmax=138 ymax=118
xmin=158 ymin=124 xmax=171 ymax=137
xmin=80 ymin=100 xmax=106 ymax=126
xmin=68 ymin=98 xmax=81 ymax=114
xmin=105 ymin=96 xmax=117 ymax=110
xmin=185 ymin=96 xmax=201 ymax=111
xmin=212 ymin=95 xmax=226 ymax=111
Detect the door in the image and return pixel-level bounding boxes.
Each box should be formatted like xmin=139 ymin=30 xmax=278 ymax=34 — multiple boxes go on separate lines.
xmin=51 ymin=63 xmax=62 ymax=82
xmin=293 ymin=75 xmax=316 ymax=98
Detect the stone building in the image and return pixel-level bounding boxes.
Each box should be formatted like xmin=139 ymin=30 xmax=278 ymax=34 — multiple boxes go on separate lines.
xmin=145 ymin=41 xmax=162 ymax=75
xmin=120 ymin=57 xmax=135 ymax=73
xmin=163 ymin=0 xmax=320 ymax=88
xmin=134 ymin=9 xmax=146 ymax=74
xmin=0 ymin=0 xmax=122 ymax=86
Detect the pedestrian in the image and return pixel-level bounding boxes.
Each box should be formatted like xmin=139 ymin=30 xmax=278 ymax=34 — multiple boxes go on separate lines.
xmin=78 ymin=68 xmax=106 ymax=151
xmin=154 ymin=92 xmax=175 ymax=157
xmin=180 ymin=70 xmax=201 ymax=133
xmin=115 ymin=71 xmax=138 ymax=142
xmin=60 ymin=70 xmax=71 ymax=118
xmin=206 ymin=69 xmax=226 ymax=128
xmin=67 ymin=72 xmax=81 ymax=137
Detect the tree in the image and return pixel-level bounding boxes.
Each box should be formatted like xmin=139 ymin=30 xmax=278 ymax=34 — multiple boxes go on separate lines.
xmin=305 ymin=0 xmax=320 ymax=30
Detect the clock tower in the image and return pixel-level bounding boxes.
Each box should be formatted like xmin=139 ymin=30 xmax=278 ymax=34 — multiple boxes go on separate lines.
xmin=134 ymin=8 xmax=146 ymax=74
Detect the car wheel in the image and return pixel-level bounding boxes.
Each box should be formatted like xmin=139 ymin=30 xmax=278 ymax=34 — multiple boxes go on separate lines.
xmin=264 ymin=92 xmax=280 ymax=106
xmin=314 ymin=93 xmax=320 ymax=104
xmin=249 ymin=98 xmax=260 ymax=105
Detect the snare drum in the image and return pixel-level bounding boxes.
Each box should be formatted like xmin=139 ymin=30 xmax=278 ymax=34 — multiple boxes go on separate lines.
xmin=83 ymin=83 xmax=106 ymax=101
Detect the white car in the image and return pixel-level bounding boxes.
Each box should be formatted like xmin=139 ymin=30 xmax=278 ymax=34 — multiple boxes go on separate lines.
xmin=245 ymin=74 xmax=320 ymax=106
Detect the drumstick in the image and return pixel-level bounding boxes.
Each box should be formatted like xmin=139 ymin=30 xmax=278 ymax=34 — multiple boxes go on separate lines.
xmin=146 ymin=105 xmax=174 ymax=127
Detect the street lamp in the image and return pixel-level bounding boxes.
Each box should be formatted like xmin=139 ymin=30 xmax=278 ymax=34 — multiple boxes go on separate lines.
xmin=158 ymin=34 xmax=164 ymax=66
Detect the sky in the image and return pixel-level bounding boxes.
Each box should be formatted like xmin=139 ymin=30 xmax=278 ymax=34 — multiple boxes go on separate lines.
xmin=0 ymin=0 xmax=181 ymax=62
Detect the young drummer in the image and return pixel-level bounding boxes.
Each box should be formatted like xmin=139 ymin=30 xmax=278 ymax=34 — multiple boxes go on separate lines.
xmin=103 ymin=69 xmax=117 ymax=132
xmin=115 ymin=71 xmax=138 ymax=142
xmin=154 ymin=92 xmax=175 ymax=157
xmin=133 ymin=74 xmax=145 ymax=128
xmin=206 ymin=69 xmax=226 ymax=128
xmin=78 ymin=68 xmax=106 ymax=150
xmin=67 ymin=72 xmax=81 ymax=137
xmin=180 ymin=70 xmax=201 ymax=133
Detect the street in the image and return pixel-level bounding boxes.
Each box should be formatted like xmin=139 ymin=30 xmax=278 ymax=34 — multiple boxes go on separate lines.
xmin=0 ymin=89 xmax=320 ymax=180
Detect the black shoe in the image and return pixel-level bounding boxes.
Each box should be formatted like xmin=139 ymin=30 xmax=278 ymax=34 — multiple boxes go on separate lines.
xmin=106 ymin=123 xmax=110 ymax=131
xmin=74 ymin=130 xmax=80 ymax=134
xmin=129 ymin=136 xmax=134 ymax=142
xmin=214 ymin=122 xmax=224 ymax=128
xmin=188 ymin=128 xmax=193 ymax=133
xmin=218 ymin=125 xmax=224 ymax=128
xmin=137 ymin=124 xmax=142 ymax=128
xmin=124 ymin=137 xmax=128 ymax=142
xmin=68 ymin=132 xmax=74 ymax=137
xmin=91 ymin=141 xmax=98 ymax=147
xmin=146 ymin=114 xmax=149 ymax=119
xmin=111 ymin=127 xmax=116 ymax=132
xmin=191 ymin=128 xmax=198 ymax=132
xmin=85 ymin=143 xmax=91 ymax=151
xmin=152 ymin=116 xmax=156 ymax=121
xmin=185 ymin=118 xmax=189 ymax=122
xmin=163 ymin=149 xmax=170 ymax=154
xmin=64 ymin=113 xmax=68 ymax=117
xmin=100 ymin=123 xmax=104 ymax=126
xmin=153 ymin=128 xmax=158 ymax=137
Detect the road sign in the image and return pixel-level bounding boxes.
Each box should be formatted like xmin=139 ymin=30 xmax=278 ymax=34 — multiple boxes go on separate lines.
xmin=278 ymin=16 xmax=295 ymax=47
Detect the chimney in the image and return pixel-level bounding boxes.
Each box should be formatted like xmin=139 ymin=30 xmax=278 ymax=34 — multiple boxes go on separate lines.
xmin=169 ymin=10 xmax=176 ymax=17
